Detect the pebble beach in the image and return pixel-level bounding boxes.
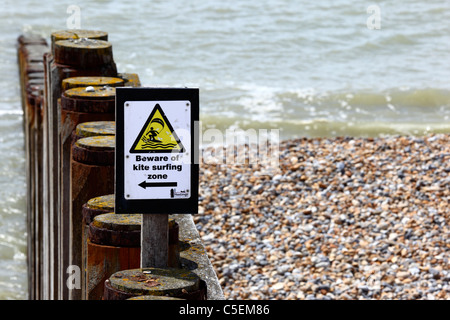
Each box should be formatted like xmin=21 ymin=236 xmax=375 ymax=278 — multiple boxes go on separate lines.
xmin=194 ymin=134 xmax=449 ymax=300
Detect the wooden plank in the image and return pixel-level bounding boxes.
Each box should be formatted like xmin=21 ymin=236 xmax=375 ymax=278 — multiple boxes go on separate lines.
xmin=43 ymin=52 xmax=64 ymax=299
xmin=140 ymin=214 xmax=169 ymax=268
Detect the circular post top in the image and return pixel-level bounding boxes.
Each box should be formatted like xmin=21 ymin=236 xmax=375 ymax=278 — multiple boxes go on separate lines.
xmin=76 ymin=121 xmax=115 ymax=138
xmin=51 ymin=30 xmax=108 ymax=43
xmin=75 ymin=135 xmax=115 ymax=151
xmin=64 ymin=86 xmax=116 ymax=100
xmin=108 ymin=268 xmax=201 ymax=297
xmin=62 ymin=76 xmax=124 ymax=91
xmin=85 ymin=194 xmax=115 ymax=211
xmin=92 ymin=213 xmax=141 ymax=232
xmin=91 ymin=213 xmax=177 ymax=231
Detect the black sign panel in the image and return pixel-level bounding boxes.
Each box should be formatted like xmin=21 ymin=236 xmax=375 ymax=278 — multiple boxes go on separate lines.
xmin=115 ymin=87 xmax=199 ymax=214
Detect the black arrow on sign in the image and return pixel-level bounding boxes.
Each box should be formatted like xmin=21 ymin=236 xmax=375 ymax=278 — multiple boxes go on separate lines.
xmin=138 ymin=181 xmax=178 ymax=189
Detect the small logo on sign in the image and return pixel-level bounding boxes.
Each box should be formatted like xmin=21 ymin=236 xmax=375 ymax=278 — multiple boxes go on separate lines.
xmin=170 ymin=188 xmax=190 ymax=198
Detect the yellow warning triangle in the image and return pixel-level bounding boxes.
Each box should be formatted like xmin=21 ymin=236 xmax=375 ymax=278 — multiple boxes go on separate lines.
xmin=130 ymin=104 xmax=184 ymax=153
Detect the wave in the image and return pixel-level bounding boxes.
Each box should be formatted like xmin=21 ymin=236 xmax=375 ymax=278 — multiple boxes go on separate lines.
xmin=201 ymin=85 xmax=450 ymax=139
xmin=0 ymin=109 xmax=23 ymax=116
xmin=276 ymin=87 xmax=450 ymax=109
xmin=199 ymin=118 xmax=450 ymax=145
xmin=141 ymin=140 xmax=178 ymax=150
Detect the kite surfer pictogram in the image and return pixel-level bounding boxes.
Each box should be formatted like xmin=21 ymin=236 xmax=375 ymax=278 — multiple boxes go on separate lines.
xmin=130 ymin=103 xmax=184 ymax=153
xmin=145 ymin=126 xmax=159 ymax=142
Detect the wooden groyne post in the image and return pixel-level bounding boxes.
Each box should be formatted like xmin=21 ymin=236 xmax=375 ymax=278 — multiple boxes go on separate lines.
xmin=17 ymin=34 xmax=48 ymax=300
xmin=17 ymin=29 xmax=224 ymax=300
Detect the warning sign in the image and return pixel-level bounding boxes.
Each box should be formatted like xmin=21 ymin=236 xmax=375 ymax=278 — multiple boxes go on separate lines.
xmin=129 ymin=103 xmax=184 ymax=153
xmin=124 ymin=100 xmax=190 ymax=200
xmin=115 ymin=87 xmax=199 ymax=214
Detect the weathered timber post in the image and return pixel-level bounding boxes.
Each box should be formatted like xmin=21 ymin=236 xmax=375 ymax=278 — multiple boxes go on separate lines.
xmin=81 ymin=193 xmax=114 ymax=295
xmin=82 ymin=194 xmax=115 ymax=231
xmin=103 ymin=268 xmax=206 ymax=300
xmin=72 ymin=121 xmax=115 ymax=143
xmin=43 ymin=30 xmax=117 ymax=300
xmin=61 ymin=88 xmax=116 ymax=283
xmin=70 ymin=136 xmax=115 ymax=299
xmin=50 ymin=30 xmax=108 ymax=54
xmin=81 ymin=193 xmax=115 ymax=298
xmin=53 ymin=39 xmax=117 ymax=78
xmin=87 ymin=213 xmax=141 ymax=300
xmin=86 ymin=212 xmax=180 ymax=300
